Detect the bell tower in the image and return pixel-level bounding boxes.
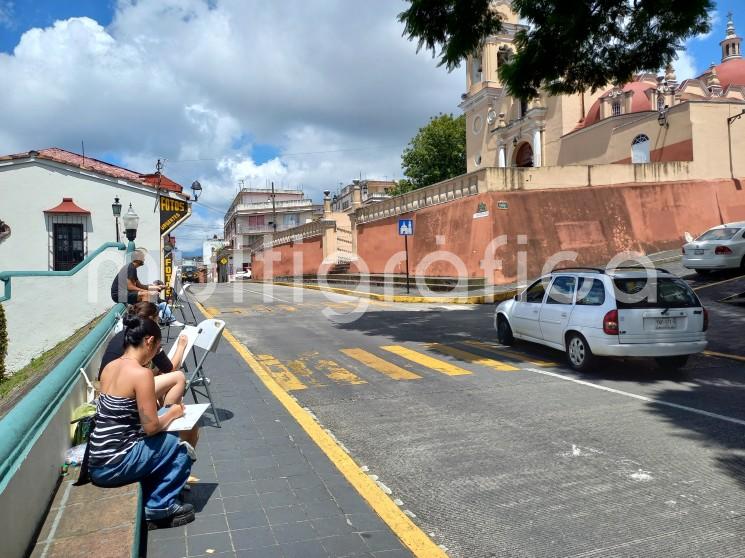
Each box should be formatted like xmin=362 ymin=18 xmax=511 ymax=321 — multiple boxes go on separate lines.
xmin=460 ymin=0 xmax=525 ymax=172
xmin=720 ymin=12 xmax=742 ymax=62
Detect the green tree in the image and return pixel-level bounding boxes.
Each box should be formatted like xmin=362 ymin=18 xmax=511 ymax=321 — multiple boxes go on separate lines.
xmin=399 ymin=0 xmax=713 ymax=98
xmin=401 ymin=113 xmax=466 ymax=190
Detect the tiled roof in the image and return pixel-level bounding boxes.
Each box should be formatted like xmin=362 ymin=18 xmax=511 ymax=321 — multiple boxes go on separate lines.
xmin=0 ymin=147 xmax=185 ymax=195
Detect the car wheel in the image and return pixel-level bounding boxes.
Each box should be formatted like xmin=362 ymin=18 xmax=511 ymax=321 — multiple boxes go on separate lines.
xmin=655 ymin=355 xmax=689 ymax=370
xmin=566 ymin=333 xmax=594 ymax=372
xmin=694 ymin=269 xmax=710 ymax=275
xmin=496 ymin=316 xmax=514 ymax=346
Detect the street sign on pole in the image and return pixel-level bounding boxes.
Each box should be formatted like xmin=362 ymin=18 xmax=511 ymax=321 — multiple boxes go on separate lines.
xmin=398 ymin=219 xmax=413 ymax=293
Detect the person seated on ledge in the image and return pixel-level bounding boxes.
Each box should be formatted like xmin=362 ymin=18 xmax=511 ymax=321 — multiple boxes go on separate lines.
xmin=111 ymin=250 xmax=182 ymax=326
xmin=99 ymin=302 xmax=199 ymax=449
xmin=88 ymin=314 xmax=195 ymax=529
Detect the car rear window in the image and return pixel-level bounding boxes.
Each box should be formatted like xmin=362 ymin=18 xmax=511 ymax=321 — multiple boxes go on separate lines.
xmin=696 ymin=227 xmax=740 ymax=241
xmin=576 ymin=278 xmax=606 ymax=306
xmin=613 ymin=277 xmax=700 ymax=309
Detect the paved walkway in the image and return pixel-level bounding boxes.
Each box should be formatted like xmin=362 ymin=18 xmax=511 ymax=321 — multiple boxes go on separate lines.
xmin=147 ymin=320 xmax=412 ymax=558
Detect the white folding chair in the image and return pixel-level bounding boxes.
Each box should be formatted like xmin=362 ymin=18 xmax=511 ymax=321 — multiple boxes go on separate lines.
xmin=166 ymin=325 xmax=201 ymax=369
xmin=180 ymin=318 xmax=225 ymax=427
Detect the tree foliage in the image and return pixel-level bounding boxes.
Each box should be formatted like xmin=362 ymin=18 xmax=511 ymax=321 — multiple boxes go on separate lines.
xmin=401 ymin=113 xmax=466 ymax=190
xmin=399 ymin=0 xmax=714 ymax=98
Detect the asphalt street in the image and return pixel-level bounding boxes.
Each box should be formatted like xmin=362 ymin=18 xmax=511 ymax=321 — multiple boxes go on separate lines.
xmin=191 ymin=278 xmax=745 ymax=558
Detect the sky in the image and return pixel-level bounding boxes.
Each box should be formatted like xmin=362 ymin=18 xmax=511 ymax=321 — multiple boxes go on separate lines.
xmin=0 ymin=1 xmax=735 ymax=254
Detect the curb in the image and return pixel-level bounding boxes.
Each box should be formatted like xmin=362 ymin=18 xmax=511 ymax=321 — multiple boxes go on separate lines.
xmin=195 ymin=301 xmax=449 ymax=558
xmin=253 ymin=280 xmax=517 ymax=305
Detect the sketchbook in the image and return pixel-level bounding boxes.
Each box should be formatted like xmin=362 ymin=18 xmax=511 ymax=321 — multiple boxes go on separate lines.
xmin=166 ymin=403 xmax=210 ymax=431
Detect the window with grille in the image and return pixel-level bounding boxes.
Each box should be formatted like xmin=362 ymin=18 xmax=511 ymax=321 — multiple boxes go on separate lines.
xmin=631 ymin=134 xmax=651 ymax=164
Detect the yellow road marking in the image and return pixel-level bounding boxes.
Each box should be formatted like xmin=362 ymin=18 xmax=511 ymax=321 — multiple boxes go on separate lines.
xmin=316 ymin=359 xmax=367 ymax=385
xmin=341 ymin=349 xmax=422 ymax=380
xmin=427 ymin=343 xmax=519 ymax=371
xmin=256 ymin=354 xmax=307 ymax=391
xmin=462 ymin=340 xmax=557 ymax=367
xmin=278 ymin=304 xmax=297 ymax=312
xmin=212 ymin=326 xmax=446 ymax=558
xmin=204 ymin=307 xmax=220 ymax=316
xmin=381 ymin=345 xmax=472 ymax=376
xmin=288 ymin=359 xmax=326 ymax=387
xmin=703 ymin=350 xmax=745 ymax=363
xmin=693 ymin=273 xmax=745 ymax=291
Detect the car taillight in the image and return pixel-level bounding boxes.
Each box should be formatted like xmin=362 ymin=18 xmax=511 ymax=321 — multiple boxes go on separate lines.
xmin=603 ymin=309 xmax=619 ymax=335
xmin=703 ymin=307 xmax=709 ymax=331
xmin=714 ymin=245 xmax=733 ymax=255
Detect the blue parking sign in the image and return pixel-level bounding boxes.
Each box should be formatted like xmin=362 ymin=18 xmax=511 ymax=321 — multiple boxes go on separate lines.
xmin=398 ymin=219 xmax=414 ymax=236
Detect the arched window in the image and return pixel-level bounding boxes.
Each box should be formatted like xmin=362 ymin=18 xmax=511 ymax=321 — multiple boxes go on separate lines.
xmin=471 ymin=55 xmax=482 ymax=85
xmin=631 ymin=134 xmax=651 ymax=164
xmin=515 ymin=142 xmax=534 ymax=167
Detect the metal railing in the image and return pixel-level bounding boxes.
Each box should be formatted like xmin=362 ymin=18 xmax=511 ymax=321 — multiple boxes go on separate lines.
xmin=0 ymin=241 xmax=127 ymax=302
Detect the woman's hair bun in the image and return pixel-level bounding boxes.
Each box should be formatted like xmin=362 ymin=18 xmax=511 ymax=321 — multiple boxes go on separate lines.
xmin=122 ymin=313 xmax=142 ymax=330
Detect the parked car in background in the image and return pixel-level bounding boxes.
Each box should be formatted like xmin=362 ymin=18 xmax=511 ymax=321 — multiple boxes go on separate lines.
xmin=682 ymin=221 xmax=745 ymax=273
xmin=235 ymin=269 xmax=252 ymax=280
xmin=181 ymin=265 xmax=198 ymax=282
xmin=494 ymin=268 xmax=707 ymax=371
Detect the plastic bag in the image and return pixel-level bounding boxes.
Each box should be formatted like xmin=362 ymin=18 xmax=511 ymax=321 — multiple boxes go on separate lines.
xmin=65 ymin=443 xmax=87 ymax=466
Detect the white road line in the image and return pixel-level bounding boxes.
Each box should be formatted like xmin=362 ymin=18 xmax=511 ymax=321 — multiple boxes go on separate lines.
xmin=523 ymin=367 xmax=745 ymax=427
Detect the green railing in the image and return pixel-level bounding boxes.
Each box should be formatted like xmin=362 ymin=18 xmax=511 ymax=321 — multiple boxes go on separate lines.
xmin=0 ymin=241 xmax=127 ymax=302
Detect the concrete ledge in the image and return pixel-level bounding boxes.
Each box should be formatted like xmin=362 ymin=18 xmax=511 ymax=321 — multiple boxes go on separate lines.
xmin=29 ymin=468 xmax=142 ymax=558
xmin=259 ymin=280 xmax=517 ymax=304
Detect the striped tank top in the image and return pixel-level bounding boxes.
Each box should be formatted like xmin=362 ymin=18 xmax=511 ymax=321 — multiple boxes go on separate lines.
xmin=88 ymin=393 xmax=145 ymax=467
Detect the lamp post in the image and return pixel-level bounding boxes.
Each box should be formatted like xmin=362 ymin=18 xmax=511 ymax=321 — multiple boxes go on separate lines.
xmin=111 ymin=196 xmax=122 ymax=243
xmin=191 ymin=180 xmax=202 ymax=202
xmin=122 ymin=203 xmax=140 ymax=253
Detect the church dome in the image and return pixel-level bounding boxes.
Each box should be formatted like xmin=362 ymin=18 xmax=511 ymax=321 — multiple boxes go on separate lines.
xmin=581 ymin=81 xmax=656 ymax=128
xmin=705 ymin=57 xmax=745 ymax=88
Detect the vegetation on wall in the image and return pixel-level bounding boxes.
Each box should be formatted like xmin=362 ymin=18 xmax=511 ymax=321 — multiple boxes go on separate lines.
xmin=0 ymin=303 xmax=7 ymax=382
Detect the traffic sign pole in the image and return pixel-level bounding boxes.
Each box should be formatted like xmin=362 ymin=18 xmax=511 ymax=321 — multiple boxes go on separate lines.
xmin=404 ymin=234 xmax=410 ymax=294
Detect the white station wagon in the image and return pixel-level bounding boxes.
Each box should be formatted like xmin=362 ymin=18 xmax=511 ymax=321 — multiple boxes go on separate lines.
xmin=494 ymin=268 xmax=708 ymax=371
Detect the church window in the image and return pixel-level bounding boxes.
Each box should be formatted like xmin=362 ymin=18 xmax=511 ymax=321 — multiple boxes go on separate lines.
xmin=612 ymin=101 xmax=621 ymax=116
xmin=631 ymin=134 xmax=651 ymax=164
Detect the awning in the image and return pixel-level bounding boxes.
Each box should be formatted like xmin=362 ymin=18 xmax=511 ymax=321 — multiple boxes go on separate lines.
xmin=43 ymin=197 xmax=91 ymax=214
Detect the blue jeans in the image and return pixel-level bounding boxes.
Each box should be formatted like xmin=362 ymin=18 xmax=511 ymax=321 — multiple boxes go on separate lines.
xmin=89 ymin=433 xmax=191 ymax=520
xmin=158 ymin=302 xmax=174 ymax=322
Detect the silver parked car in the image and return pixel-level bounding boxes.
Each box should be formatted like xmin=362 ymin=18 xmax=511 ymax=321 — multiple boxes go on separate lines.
xmin=682 ymin=221 xmax=745 ymax=273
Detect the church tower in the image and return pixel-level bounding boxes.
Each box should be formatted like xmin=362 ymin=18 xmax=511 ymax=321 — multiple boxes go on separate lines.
xmin=459 ymin=0 xmax=527 ymax=172
xmin=720 ymin=12 xmax=742 ymax=62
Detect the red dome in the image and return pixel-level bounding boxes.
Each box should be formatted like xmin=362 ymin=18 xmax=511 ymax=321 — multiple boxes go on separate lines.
xmin=709 ymin=57 xmax=745 ymax=88
xmin=581 ymin=81 xmax=655 ymax=127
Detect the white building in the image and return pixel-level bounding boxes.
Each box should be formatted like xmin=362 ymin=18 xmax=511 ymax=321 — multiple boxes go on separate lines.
xmin=203 ymin=237 xmax=225 ymax=282
xmin=0 ymin=148 xmax=190 ymax=372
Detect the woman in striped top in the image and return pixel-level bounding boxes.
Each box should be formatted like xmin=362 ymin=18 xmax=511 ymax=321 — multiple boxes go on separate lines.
xmin=89 ymin=314 xmax=194 ymax=529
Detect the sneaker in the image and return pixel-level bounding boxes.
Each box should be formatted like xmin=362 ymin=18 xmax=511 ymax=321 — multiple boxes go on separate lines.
xmin=180 ymin=441 xmax=197 ymax=462
xmin=146 ymin=503 xmax=195 ymax=530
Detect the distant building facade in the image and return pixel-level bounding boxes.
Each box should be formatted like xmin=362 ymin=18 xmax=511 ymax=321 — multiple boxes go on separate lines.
xmin=223 ymin=187 xmax=322 ymax=275
xmin=202 ymin=236 xmax=225 ymax=282
xmin=331 ymin=179 xmax=395 ymax=213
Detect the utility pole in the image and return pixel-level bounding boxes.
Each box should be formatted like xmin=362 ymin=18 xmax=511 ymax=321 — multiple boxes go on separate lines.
xmin=270 ymin=181 xmax=277 ymax=233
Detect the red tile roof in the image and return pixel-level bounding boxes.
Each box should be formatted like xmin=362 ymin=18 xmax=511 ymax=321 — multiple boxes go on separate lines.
xmin=44 ymin=197 xmax=91 ymax=214
xmin=0 ymin=147 xmax=186 ymax=195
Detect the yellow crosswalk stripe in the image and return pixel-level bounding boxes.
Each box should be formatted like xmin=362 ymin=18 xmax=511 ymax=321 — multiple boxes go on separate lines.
xmin=256 ymin=354 xmax=307 ymax=391
xmin=288 ymin=359 xmax=326 ymax=387
xmin=341 ymin=348 xmax=421 ymax=380
xmin=427 ymin=343 xmax=519 ymax=371
xmin=462 ymin=340 xmax=557 ymax=367
xmin=316 ymin=359 xmax=367 ymax=385
xmin=380 ymin=345 xmax=472 ymax=376
xmin=278 ymin=305 xmax=297 ymax=312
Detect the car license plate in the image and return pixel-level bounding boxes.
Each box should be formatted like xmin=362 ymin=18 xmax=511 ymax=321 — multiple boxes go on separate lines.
xmin=694 ymin=249 xmax=704 ymax=255
xmin=656 ymin=318 xmax=676 ymax=329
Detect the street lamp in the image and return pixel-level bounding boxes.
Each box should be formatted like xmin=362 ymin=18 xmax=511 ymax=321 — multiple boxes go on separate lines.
xmin=122 ymin=203 xmax=139 ymax=252
xmin=727 ymin=108 xmax=745 ymax=179
xmin=191 ymin=180 xmax=202 ymax=202
xmin=111 ymin=196 xmax=122 ymax=243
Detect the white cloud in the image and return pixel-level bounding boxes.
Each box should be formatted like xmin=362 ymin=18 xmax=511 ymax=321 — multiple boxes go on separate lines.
xmin=673 ymin=48 xmax=698 ymax=81
xmin=0 ymin=0 xmax=463 ymax=252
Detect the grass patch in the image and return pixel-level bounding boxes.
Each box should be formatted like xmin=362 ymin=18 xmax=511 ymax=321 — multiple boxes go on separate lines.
xmin=0 ymin=314 xmax=105 ymax=405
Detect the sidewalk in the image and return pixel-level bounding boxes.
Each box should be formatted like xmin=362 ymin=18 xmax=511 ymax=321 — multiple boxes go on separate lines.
xmin=147 ymin=320 xmax=415 ymax=558
xmin=263 ymin=250 xmax=684 ymax=304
